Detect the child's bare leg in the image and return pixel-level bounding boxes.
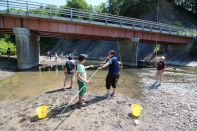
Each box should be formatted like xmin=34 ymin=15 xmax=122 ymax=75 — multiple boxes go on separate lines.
xmin=107 ymin=89 xmax=110 ymax=95
xmin=112 ymin=88 xmax=116 ymax=94
xmin=70 ymin=79 xmax=73 ymax=88
xmin=155 ymin=72 xmax=158 ymax=80
xmin=63 ymin=79 xmax=66 ymax=88
xmin=79 ymin=96 xmax=83 ymax=103
xmin=160 ymin=72 xmax=164 ymax=82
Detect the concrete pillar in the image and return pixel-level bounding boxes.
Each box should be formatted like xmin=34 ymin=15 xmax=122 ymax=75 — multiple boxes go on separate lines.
xmin=13 ymin=28 xmax=40 ymax=69
xmin=119 ymin=39 xmax=138 ymax=66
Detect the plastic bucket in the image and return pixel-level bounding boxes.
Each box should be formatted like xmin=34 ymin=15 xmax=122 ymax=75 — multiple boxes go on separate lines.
xmin=131 ymin=104 xmax=142 ymax=117
xmin=36 ymin=105 xmax=48 ymax=119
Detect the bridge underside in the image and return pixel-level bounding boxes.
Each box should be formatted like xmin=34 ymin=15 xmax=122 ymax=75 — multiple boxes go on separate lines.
xmin=0 ymin=15 xmax=193 ymax=44
xmin=0 ymin=15 xmax=194 ymax=69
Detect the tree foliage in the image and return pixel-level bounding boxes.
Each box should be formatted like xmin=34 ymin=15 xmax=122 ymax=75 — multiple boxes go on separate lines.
xmin=95 ymin=3 xmax=107 ymax=13
xmin=65 ymin=0 xmax=93 ymax=11
xmin=0 ymin=38 xmax=16 ymax=55
xmin=171 ymin=0 xmax=197 ymax=16
xmin=95 ymin=0 xmax=155 ymax=18
xmin=95 ymin=0 xmax=197 ymax=18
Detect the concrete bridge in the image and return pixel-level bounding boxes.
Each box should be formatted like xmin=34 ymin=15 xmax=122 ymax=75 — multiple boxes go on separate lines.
xmin=0 ymin=0 xmax=196 ymax=69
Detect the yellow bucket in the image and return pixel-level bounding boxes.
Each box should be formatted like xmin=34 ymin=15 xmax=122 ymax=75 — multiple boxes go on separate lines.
xmin=131 ymin=104 xmax=142 ymax=117
xmin=36 ymin=105 xmax=48 ymax=119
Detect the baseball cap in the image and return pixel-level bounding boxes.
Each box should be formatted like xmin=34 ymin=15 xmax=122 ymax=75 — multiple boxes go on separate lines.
xmin=78 ymin=54 xmax=88 ymax=61
xmin=68 ymin=54 xmax=73 ymax=59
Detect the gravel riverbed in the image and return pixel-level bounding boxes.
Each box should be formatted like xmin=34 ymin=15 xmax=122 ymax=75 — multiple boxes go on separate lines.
xmin=0 ymin=69 xmax=196 ymax=131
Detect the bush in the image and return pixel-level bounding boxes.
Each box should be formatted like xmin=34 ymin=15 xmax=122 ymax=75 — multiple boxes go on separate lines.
xmin=0 ymin=39 xmax=16 ymax=55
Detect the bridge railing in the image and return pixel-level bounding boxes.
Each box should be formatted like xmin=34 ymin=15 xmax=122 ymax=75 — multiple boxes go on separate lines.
xmin=0 ymin=0 xmax=196 ymax=38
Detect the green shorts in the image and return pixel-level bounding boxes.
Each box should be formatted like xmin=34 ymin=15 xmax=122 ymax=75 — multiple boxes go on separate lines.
xmin=77 ymin=79 xmax=87 ymax=96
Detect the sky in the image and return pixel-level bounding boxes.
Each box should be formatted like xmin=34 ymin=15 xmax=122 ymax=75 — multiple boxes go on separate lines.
xmin=30 ymin=0 xmax=107 ymax=6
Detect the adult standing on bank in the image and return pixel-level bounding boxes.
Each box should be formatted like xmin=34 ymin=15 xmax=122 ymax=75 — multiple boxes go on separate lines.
xmin=155 ymin=56 xmax=166 ymax=85
xmin=99 ymin=50 xmax=119 ymax=98
xmin=63 ymin=55 xmax=76 ymax=90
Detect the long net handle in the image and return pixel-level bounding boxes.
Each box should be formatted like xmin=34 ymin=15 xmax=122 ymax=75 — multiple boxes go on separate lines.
xmin=60 ymin=68 xmax=99 ymax=114
xmin=117 ymin=39 xmax=125 ymax=84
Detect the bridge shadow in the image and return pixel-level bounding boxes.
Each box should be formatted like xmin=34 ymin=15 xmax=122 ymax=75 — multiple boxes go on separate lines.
xmin=0 ymin=56 xmax=17 ymax=71
xmin=46 ymin=88 xmax=66 ymax=94
xmin=48 ymin=95 xmax=106 ymax=119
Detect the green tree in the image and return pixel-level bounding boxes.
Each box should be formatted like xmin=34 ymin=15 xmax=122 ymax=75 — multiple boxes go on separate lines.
xmin=65 ymin=0 xmax=93 ymax=11
xmin=104 ymin=0 xmax=155 ymax=18
xmin=173 ymin=0 xmax=197 ymax=16
xmin=95 ymin=2 xmax=107 ymax=13
xmin=0 ymin=39 xmax=16 ymax=55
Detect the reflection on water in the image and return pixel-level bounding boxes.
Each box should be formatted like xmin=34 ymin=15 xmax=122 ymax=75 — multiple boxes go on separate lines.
xmin=0 ymin=63 xmax=142 ymax=101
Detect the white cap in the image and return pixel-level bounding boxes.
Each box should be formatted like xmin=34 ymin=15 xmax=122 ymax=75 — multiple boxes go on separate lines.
xmin=161 ymin=56 xmax=165 ymax=59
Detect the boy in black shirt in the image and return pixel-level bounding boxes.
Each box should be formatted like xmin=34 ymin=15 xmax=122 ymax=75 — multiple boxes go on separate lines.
xmin=63 ymin=55 xmax=76 ymax=89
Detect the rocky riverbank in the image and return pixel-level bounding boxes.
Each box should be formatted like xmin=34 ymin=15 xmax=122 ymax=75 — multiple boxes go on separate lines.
xmin=0 ymin=69 xmax=196 ymax=131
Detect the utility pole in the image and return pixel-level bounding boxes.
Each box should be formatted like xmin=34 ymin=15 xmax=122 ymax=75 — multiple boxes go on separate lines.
xmin=131 ymin=38 xmax=140 ymax=67
xmin=156 ymin=0 xmax=160 ymax=57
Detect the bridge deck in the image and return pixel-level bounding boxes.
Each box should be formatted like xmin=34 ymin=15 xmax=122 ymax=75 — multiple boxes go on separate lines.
xmin=0 ymin=0 xmax=196 ymax=38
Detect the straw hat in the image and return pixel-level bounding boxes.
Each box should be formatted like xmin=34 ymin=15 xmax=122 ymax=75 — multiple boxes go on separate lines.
xmin=161 ymin=56 xmax=165 ymax=59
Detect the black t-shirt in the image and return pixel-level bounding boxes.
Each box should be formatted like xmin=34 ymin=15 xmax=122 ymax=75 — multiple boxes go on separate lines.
xmin=157 ymin=61 xmax=166 ymax=70
xmin=64 ymin=60 xmax=75 ymax=74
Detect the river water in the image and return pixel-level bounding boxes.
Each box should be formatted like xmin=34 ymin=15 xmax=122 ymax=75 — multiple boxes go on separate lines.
xmin=0 ymin=62 xmax=141 ymax=101
xmin=0 ymin=59 xmax=196 ymax=102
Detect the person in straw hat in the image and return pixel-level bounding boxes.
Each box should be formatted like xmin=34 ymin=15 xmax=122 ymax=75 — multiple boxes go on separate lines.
xmin=155 ymin=56 xmax=166 ymax=85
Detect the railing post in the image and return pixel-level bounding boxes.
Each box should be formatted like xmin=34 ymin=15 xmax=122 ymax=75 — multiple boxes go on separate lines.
xmin=26 ymin=1 xmax=29 ymax=14
xmin=105 ymin=13 xmax=107 ymax=25
xmin=169 ymin=25 xmax=172 ymax=34
xmin=160 ymin=25 xmax=162 ymax=32
xmin=184 ymin=28 xmax=187 ymax=36
xmin=89 ymin=13 xmax=91 ymax=23
xmin=150 ymin=23 xmax=152 ymax=32
xmin=191 ymin=29 xmax=193 ymax=37
xmin=132 ymin=22 xmax=135 ymax=29
xmin=183 ymin=28 xmax=187 ymax=36
xmin=49 ymin=7 xmax=52 ymax=16
xmin=6 ymin=0 xmax=9 ymax=12
xmin=142 ymin=23 xmax=144 ymax=31
xmin=119 ymin=19 xmax=122 ymax=28
xmin=70 ymin=9 xmax=73 ymax=21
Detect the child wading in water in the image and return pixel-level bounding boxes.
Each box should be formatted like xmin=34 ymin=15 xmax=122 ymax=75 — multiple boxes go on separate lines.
xmin=76 ymin=54 xmax=94 ymax=106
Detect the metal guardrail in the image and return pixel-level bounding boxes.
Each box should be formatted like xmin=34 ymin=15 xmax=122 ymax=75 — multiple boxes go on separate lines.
xmin=0 ymin=0 xmax=196 ymax=38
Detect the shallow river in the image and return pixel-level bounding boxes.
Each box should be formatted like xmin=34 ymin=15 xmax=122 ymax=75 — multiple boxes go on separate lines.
xmin=0 ymin=63 xmax=141 ymax=101
xmin=1 ymin=59 xmax=196 ymax=102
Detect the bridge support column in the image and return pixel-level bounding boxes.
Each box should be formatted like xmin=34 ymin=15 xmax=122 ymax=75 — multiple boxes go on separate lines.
xmin=118 ymin=39 xmax=139 ymax=66
xmin=13 ymin=28 xmax=40 ymax=69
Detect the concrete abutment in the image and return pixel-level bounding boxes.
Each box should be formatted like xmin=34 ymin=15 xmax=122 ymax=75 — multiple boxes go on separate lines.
xmin=13 ymin=28 xmax=40 ymax=69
